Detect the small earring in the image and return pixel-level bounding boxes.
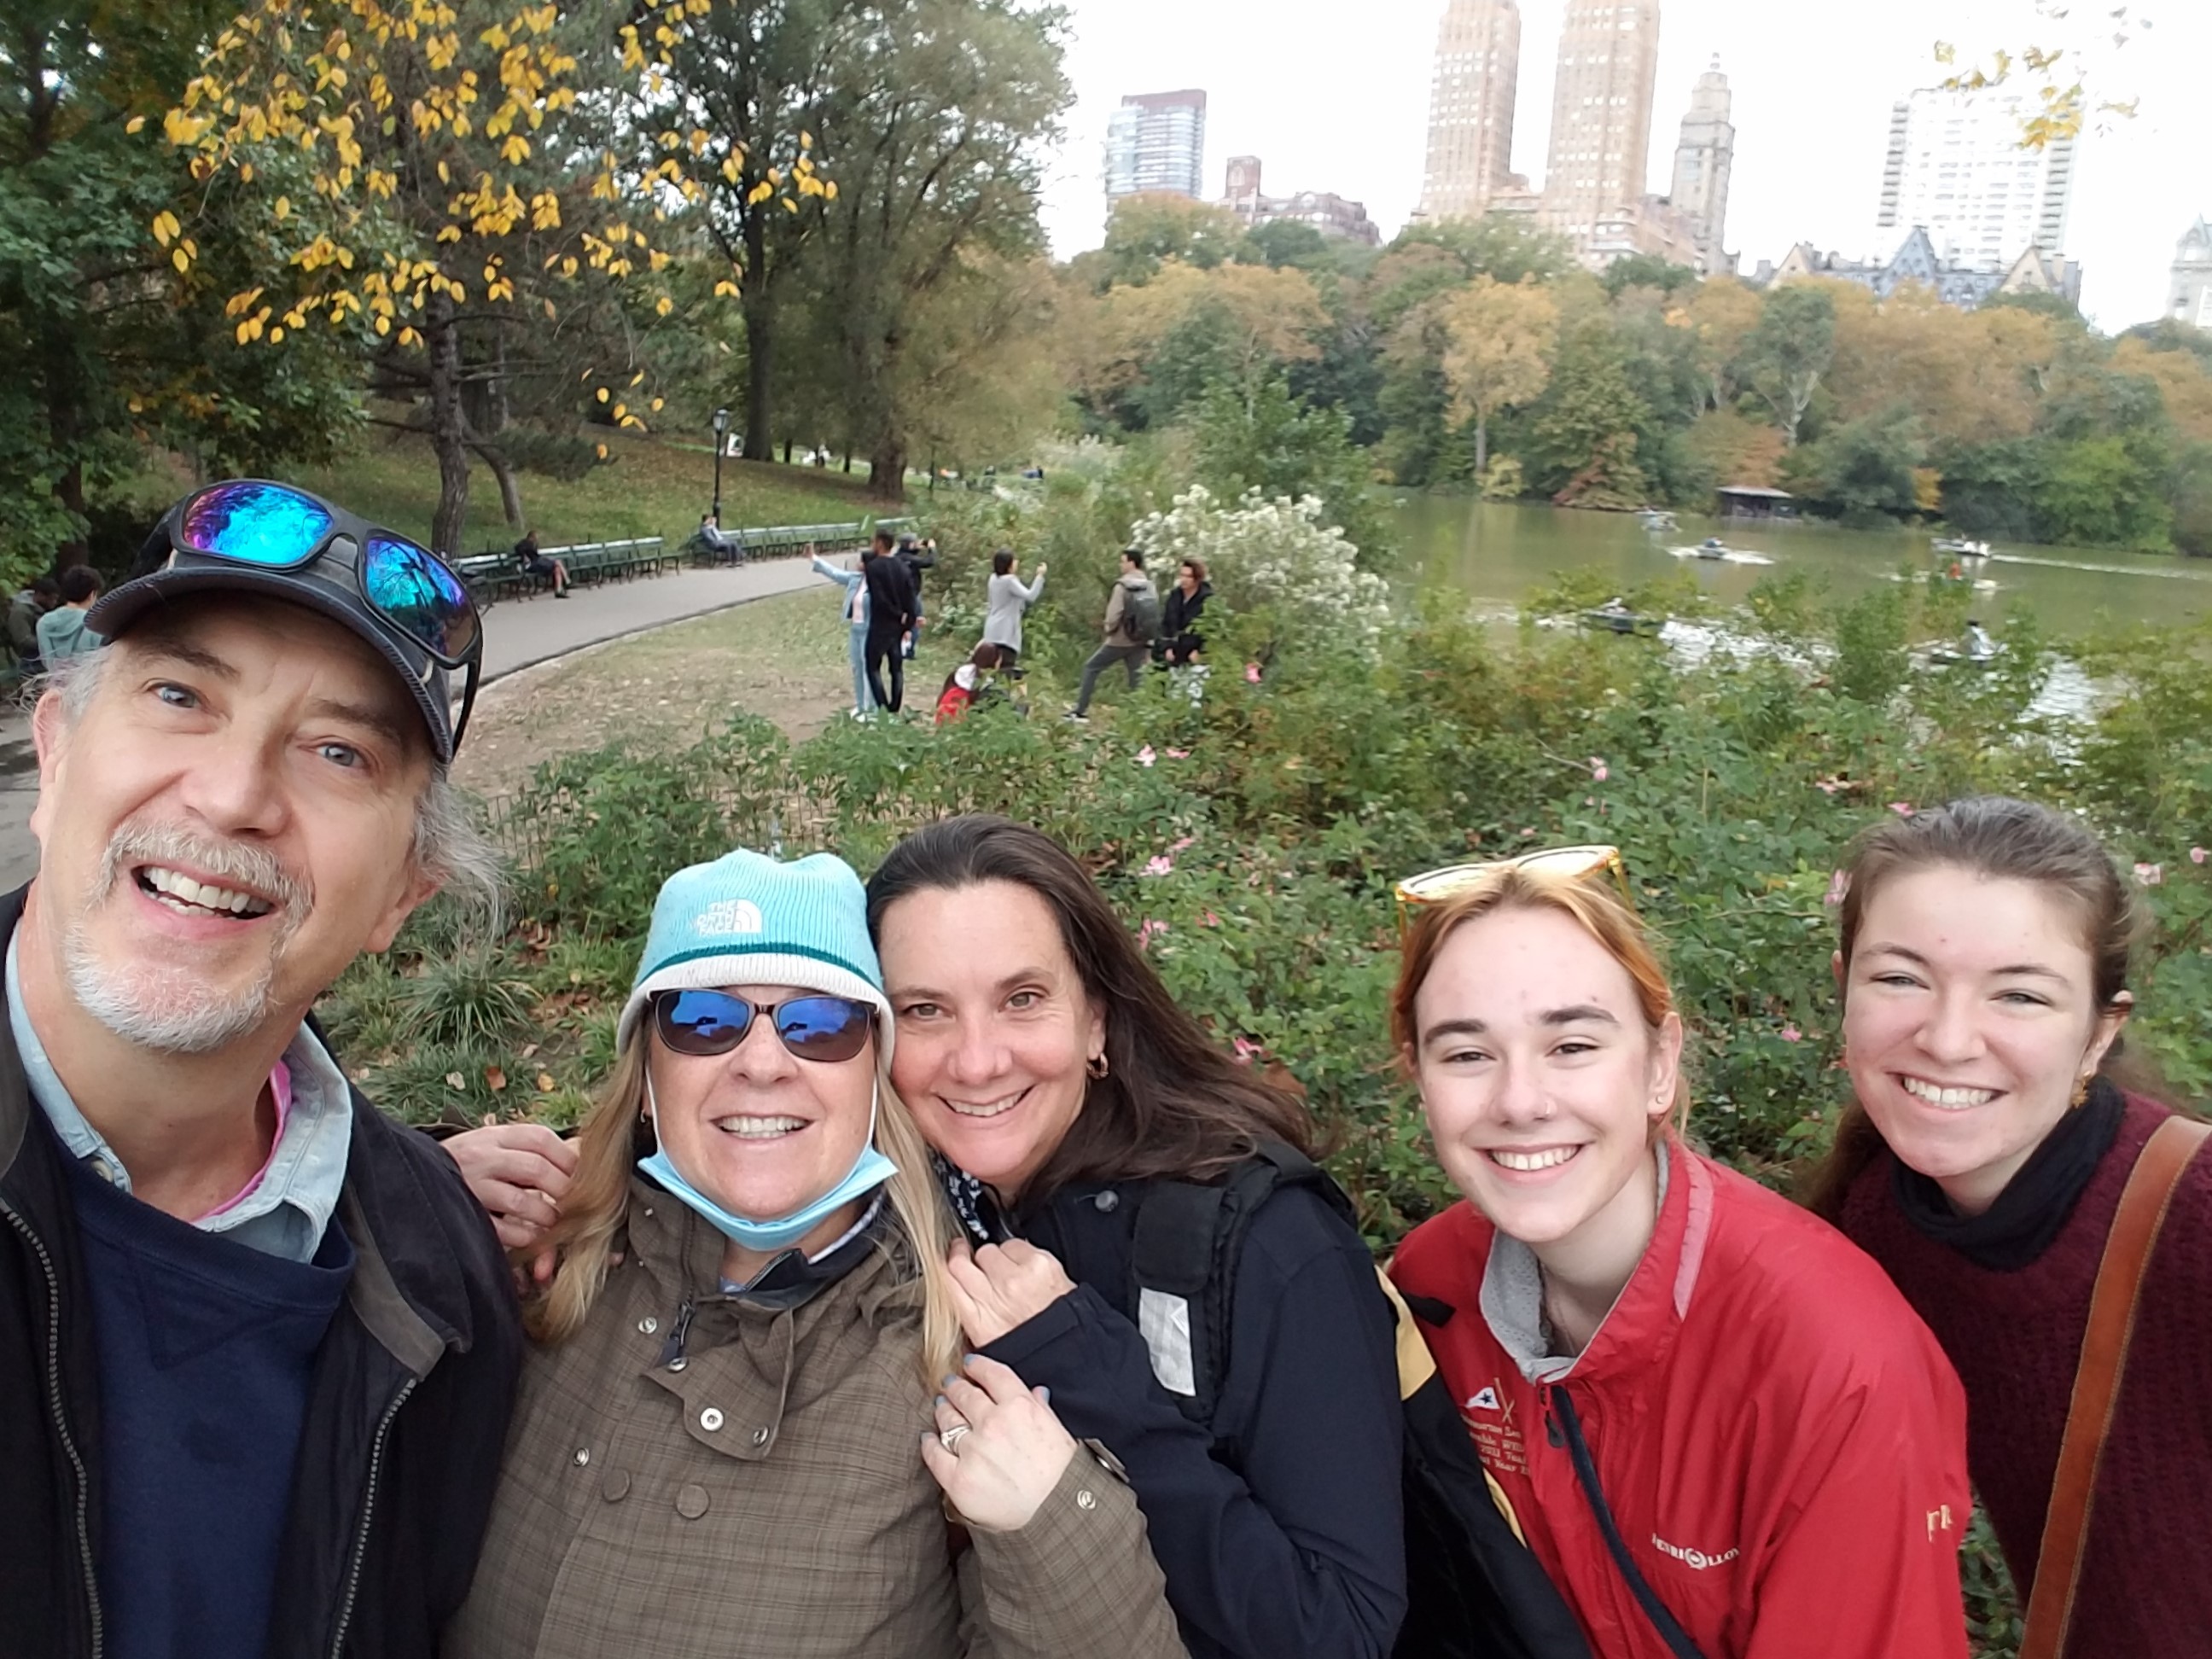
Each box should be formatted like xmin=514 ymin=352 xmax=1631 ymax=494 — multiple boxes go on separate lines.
xmin=1086 ymin=1053 xmax=1109 ymax=1080
xmin=2071 ymin=1074 xmax=2093 ymax=1109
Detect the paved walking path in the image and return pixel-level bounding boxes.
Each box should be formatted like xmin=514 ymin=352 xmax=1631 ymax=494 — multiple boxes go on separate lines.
xmin=0 ymin=552 xmax=841 ymax=891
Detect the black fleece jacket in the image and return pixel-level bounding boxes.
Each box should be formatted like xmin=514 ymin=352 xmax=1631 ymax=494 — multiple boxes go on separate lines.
xmin=0 ymin=886 xmax=521 ymax=1659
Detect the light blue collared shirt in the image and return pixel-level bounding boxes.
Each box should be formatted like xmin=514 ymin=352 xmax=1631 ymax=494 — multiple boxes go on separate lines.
xmin=6 ymin=935 xmax=353 ymax=1262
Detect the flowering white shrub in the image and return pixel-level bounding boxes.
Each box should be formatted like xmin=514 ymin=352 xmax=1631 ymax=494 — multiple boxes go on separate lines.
xmin=1127 ymin=486 xmax=1390 ymax=659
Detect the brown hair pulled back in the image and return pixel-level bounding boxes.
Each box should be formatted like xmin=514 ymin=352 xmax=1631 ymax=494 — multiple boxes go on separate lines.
xmin=1391 ymin=865 xmax=1688 ymax=1132
xmin=864 ymin=815 xmax=1314 ymax=1195
xmin=1804 ymin=795 xmax=2145 ymax=1219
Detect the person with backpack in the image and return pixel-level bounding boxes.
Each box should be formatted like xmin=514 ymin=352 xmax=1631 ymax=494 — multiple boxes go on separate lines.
xmin=1068 ymin=550 xmax=1158 ymax=723
xmin=1388 ymin=849 xmax=1973 ymax=1659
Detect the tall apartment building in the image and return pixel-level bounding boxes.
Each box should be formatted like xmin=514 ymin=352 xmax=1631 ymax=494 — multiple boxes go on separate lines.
xmin=1876 ymin=86 xmax=2075 ymax=272
xmin=1668 ymin=58 xmax=1734 ymax=274
xmin=1416 ymin=0 xmax=1522 ymax=223
xmin=1104 ymin=90 xmax=1208 ymax=207
xmin=1542 ymin=0 xmax=1662 ymax=244
xmin=2171 ymin=218 xmax=2212 ymax=329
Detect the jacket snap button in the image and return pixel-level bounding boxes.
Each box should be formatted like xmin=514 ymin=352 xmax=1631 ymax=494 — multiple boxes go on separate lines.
xmin=700 ymin=1408 xmax=725 ymax=1432
xmin=573 ymin=1448 xmax=591 ymax=1467
xmin=751 ymin=1426 xmax=771 ymax=1447
xmin=601 ymin=1470 xmax=631 ymax=1503
xmin=1076 ymin=1489 xmax=1097 ymax=1511
xmin=667 ymin=1357 xmax=688 ymax=1372
xmin=639 ymin=1317 xmax=658 ymax=1336
xmin=676 ymin=1483 xmax=710 ymax=1519
xmin=1093 ymin=1190 xmax=1119 ymax=1213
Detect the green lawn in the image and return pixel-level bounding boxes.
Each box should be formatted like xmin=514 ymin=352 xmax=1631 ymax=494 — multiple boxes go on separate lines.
xmin=289 ymin=426 xmax=902 ymax=556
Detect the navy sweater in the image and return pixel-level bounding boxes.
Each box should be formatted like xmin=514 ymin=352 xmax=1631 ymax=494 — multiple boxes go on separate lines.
xmin=62 ymin=1148 xmax=353 ymax=1659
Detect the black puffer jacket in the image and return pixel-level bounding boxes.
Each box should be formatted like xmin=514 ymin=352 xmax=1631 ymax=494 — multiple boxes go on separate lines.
xmin=0 ymin=888 xmax=522 ymax=1658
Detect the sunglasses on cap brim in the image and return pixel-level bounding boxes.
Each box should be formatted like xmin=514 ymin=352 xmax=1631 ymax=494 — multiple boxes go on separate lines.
xmin=651 ymin=989 xmax=876 ymax=1064
xmin=1394 ymin=845 xmax=1636 ymax=929
xmin=155 ymin=480 xmax=483 ymax=750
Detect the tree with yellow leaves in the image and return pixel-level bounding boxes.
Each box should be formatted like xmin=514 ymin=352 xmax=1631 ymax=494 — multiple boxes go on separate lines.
xmin=1440 ymin=276 xmax=1558 ymax=478
xmin=164 ymin=0 xmax=821 ymax=549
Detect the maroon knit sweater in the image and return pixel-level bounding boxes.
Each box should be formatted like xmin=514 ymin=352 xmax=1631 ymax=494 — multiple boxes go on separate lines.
xmin=1839 ymin=1097 xmax=2212 ymax=1658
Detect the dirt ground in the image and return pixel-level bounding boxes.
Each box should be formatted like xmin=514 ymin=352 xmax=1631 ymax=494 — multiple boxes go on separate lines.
xmin=451 ymin=590 xmax=854 ymax=799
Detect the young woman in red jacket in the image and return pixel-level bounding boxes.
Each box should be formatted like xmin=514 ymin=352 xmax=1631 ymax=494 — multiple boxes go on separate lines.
xmin=1807 ymin=796 xmax=2212 ymax=1656
xmin=1388 ymin=852 xmax=1973 ymax=1659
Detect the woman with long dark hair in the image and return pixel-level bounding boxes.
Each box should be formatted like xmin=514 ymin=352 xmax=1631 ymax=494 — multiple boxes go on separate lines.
xmin=1807 ymin=796 xmax=2212 ymax=1656
xmin=864 ymin=814 xmax=1406 ymax=1659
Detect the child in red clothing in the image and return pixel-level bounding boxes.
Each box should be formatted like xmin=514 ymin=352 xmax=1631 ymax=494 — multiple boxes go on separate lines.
xmin=1388 ymin=855 xmax=1971 ymax=1659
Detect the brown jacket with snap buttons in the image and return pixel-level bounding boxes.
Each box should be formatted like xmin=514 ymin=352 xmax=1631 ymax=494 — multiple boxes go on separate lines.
xmin=446 ymin=1176 xmax=1186 ymax=1659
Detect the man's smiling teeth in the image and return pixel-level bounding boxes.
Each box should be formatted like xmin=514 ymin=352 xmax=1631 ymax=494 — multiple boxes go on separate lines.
xmin=1488 ymin=1146 xmax=1580 ymax=1173
xmin=1901 ymin=1077 xmax=1999 ymax=1109
xmin=138 ymin=866 xmax=273 ymax=917
xmin=716 ymin=1115 xmax=807 ymax=1138
xmin=943 ymin=1094 xmax=1022 ymax=1120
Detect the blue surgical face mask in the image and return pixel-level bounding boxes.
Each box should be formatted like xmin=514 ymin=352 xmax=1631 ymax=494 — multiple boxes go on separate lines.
xmin=637 ymin=1074 xmax=898 ymax=1254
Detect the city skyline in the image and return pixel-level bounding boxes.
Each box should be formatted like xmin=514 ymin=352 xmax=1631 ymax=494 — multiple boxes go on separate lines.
xmin=1043 ymin=0 xmax=2207 ymax=330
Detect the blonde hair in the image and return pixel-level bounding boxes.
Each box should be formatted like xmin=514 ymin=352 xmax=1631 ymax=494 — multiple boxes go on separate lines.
xmin=1392 ymin=865 xmax=1689 ymax=1136
xmin=525 ymin=1030 xmax=963 ymax=1388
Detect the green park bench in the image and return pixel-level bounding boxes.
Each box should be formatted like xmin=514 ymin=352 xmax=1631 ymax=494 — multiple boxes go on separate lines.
xmin=457 ymin=535 xmax=669 ymax=605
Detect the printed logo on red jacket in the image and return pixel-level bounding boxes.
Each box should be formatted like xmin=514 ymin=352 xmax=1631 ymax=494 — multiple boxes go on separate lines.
xmin=1458 ymin=1377 xmax=1527 ymax=1476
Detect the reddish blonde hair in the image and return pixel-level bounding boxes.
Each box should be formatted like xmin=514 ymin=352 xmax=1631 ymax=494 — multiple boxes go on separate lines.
xmin=1391 ymin=865 xmax=1686 ymax=1128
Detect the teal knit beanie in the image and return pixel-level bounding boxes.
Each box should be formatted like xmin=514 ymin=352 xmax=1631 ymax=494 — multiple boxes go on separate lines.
xmin=616 ymin=849 xmax=891 ymax=1058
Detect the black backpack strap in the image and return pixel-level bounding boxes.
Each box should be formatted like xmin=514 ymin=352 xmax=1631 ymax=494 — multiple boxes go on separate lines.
xmin=1551 ymin=1386 xmax=1708 ymax=1659
xmin=1127 ymin=1139 xmax=1347 ymax=1427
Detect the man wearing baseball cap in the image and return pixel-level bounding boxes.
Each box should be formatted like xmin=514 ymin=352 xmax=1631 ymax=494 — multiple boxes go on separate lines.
xmin=0 ymin=480 xmax=522 ymax=1657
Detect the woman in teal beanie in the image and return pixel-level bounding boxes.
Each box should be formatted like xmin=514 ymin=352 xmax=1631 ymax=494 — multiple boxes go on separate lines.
xmin=446 ymin=849 xmax=1183 ymax=1659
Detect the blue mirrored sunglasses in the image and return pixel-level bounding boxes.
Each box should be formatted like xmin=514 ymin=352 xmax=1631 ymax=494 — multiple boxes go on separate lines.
xmin=172 ymin=480 xmax=482 ymax=667
xmin=652 ymin=989 xmax=876 ymax=1063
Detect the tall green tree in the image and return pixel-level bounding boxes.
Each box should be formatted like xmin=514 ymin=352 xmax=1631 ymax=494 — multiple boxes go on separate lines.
xmin=1741 ymin=283 xmax=1838 ymax=449
xmin=804 ymin=0 xmax=1068 ymax=499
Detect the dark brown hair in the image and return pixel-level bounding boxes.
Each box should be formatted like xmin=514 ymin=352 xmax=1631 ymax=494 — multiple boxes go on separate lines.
xmin=1804 ymin=795 xmax=2146 ymax=1219
xmin=864 ymin=815 xmax=1314 ymax=1194
xmin=992 ymin=549 xmax=1016 ymax=575
xmin=1180 ymin=556 xmax=1208 ymax=584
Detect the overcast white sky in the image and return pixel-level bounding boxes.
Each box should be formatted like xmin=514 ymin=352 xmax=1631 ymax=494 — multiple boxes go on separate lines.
xmin=1037 ymin=0 xmax=2205 ymax=331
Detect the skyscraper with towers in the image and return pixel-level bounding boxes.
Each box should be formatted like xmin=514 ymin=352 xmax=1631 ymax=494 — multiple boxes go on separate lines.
xmin=1540 ymin=0 xmax=1662 ymax=246
xmin=1669 ymin=57 xmax=1735 ymax=274
xmin=1417 ymin=0 xmax=1523 ymax=224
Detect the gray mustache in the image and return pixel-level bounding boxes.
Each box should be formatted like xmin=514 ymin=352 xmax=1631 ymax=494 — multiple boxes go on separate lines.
xmin=101 ymin=824 xmax=311 ymax=925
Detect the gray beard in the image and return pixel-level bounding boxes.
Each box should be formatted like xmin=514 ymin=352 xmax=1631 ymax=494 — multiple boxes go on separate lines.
xmin=63 ymin=939 xmax=276 ymax=1054
xmin=66 ymin=824 xmax=309 ymax=1056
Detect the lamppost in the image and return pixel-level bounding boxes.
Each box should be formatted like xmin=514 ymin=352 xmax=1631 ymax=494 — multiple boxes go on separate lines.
xmin=711 ymin=407 xmax=730 ymax=525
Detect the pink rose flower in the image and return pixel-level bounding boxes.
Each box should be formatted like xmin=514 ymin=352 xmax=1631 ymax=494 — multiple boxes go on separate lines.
xmin=2192 ymin=847 xmax=2208 ymax=866
xmin=1244 ymin=663 xmax=1262 ymax=684
xmin=1779 ymin=1025 xmax=1802 ymax=1044
xmin=1145 ymin=855 xmax=1174 ymax=876
xmin=1589 ymin=756 xmax=1609 ymax=783
xmin=1167 ymin=748 xmax=1190 ymax=760
xmin=1202 ymin=911 xmax=1221 ymax=928
xmin=1824 ymin=870 xmax=1849 ymax=908
xmin=2133 ymin=863 xmax=2163 ymax=888
xmin=1171 ymin=836 xmax=1195 ymax=852
xmin=1138 ymin=917 xmax=1169 ymax=952
xmin=1232 ymin=1035 xmax=1263 ymax=1066
xmin=1889 ymin=802 xmax=1915 ymax=818
xmin=1136 ymin=746 xmax=1156 ymax=768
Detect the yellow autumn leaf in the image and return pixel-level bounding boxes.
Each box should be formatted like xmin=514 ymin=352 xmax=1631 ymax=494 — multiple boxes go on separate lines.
xmin=172 ymin=247 xmax=190 ymax=273
xmin=274 ymin=195 xmax=291 ymax=220
xmin=594 ymin=443 xmax=608 ymax=459
xmin=535 ymin=1072 xmax=556 ymax=1093
xmin=501 ymin=134 xmax=529 ymax=165
xmin=485 ymin=1065 xmax=508 ymax=1092
xmin=654 ymin=294 xmax=672 ymax=317
xmin=125 ymin=114 xmax=147 ymax=135
xmin=595 ymin=387 xmax=609 ymax=403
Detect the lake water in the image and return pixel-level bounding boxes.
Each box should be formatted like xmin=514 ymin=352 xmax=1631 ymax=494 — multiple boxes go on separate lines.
xmin=1396 ymin=498 xmax=2212 ymax=631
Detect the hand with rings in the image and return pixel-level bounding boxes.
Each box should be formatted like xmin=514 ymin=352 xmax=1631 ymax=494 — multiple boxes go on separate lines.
xmin=920 ymin=1353 xmax=1078 ymax=1533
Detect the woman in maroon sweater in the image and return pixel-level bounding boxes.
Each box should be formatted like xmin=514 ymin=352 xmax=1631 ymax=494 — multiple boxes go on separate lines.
xmin=1807 ymin=796 xmax=2211 ymax=1656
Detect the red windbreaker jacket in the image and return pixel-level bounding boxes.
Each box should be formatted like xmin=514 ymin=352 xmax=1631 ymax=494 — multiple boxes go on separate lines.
xmin=1391 ymin=1143 xmax=1972 ymax=1659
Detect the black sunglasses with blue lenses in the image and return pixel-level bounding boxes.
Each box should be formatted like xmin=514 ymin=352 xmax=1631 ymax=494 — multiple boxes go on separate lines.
xmin=652 ymin=989 xmax=876 ymax=1063
xmin=170 ymin=480 xmax=483 ymax=668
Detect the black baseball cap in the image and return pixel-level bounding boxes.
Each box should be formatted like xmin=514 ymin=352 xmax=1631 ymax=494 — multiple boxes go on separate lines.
xmin=87 ymin=480 xmax=482 ymax=764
